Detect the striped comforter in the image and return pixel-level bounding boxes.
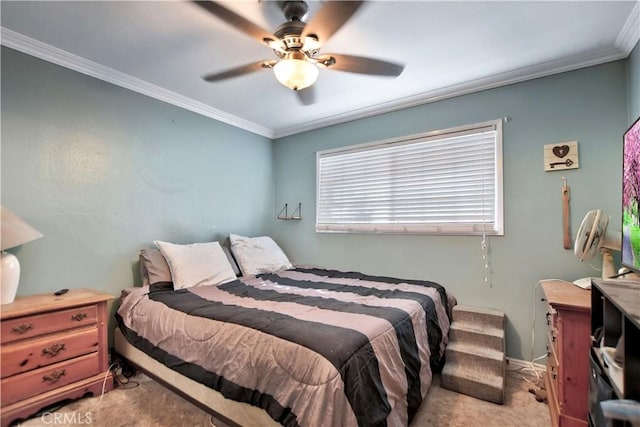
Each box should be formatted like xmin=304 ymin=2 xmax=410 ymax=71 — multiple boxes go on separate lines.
xmin=116 ymin=267 xmax=453 ymax=427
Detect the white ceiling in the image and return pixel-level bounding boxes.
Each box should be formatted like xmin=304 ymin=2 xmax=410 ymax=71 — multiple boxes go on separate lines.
xmin=1 ymin=1 xmax=639 ymax=138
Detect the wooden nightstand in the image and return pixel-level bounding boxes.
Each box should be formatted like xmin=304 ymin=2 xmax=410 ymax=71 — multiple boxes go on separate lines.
xmin=0 ymin=289 xmax=113 ymax=427
xmin=541 ymin=280 xmax=591 ymax=427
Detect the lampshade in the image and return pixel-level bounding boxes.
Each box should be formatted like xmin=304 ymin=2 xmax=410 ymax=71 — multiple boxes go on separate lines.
xmin=1 ymin=206 xmax=43 ymax=251
xmin=273 ymin=53 xmax=319 ymax=91
xmin=1 ymin=205 xmax=43 ymax=304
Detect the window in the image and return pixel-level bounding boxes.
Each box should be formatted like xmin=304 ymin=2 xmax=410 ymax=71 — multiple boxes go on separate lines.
xmin=316 ymin=120 xmax=503 ymax=235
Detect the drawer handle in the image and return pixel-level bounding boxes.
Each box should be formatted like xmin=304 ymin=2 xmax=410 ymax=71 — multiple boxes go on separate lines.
xmin=42 ymin=343 xmax=66 ymax=358
xmin=71 ymin=312 xmax=88 ymax=321
xmin=11 ymin=323 xmax=34 ymax=335
xmin=42 ymin=369 xmax=66 ymax=384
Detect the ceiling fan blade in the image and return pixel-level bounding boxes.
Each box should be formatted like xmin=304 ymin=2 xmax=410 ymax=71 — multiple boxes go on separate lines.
xmin=203 ymin=60 xmax=276 ymax=82
xmin=193 ymin=1 xmax=278 ymax=47
xmin=295 ymin=86 xmax=316 ymax=105
xmin=301 ymin=1 xmax=364 ymax=44
xmin=319 ymin=54 xmax=404 ymax=77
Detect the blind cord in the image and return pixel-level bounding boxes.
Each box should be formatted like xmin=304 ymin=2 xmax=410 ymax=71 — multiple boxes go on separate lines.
xmin=480 ymin=130 xmax=492 ymax=287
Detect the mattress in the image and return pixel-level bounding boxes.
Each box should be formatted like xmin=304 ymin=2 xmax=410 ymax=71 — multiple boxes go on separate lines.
xmin=113 ymin=327 xmax=276 ymax=427
xmin=116 ymin=267 xmax=453 ymax=427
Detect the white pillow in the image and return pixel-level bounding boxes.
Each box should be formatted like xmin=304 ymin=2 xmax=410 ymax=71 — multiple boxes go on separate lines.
xmin=229 ymin=234 xmax=292 ymax=276
xmin=153 ymin=240 xmax=237 ymax=289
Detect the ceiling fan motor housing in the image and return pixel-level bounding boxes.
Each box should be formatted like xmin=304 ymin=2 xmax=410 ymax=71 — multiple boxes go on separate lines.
xmin=279 ymin=1 xmax=309 ymax=22
xmin=274 ymin=21 xmax=305 ymax=52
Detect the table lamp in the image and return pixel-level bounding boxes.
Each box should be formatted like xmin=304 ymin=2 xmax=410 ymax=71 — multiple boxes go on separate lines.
xmin=1 ymin=205 xmax=43 ymax=304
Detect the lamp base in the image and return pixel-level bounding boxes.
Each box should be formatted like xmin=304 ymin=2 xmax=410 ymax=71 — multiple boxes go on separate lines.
xmin=1 ymin=251 xmax=21 ymax=304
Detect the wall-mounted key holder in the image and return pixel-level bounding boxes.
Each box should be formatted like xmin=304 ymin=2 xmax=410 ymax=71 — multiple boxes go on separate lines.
xmin=544 ymin=141 xmax=579 ymax=172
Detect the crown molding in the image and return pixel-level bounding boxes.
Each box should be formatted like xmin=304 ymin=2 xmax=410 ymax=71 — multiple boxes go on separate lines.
xmin=0 ymin=28 xmax=274 ymax=139
xmin=1 ymin=25 xmax=633 ymax=141
xmin=273 ymin=46 xmax=627 ymax=138
xmin=616 ymin=0 xmax=640 ymax=54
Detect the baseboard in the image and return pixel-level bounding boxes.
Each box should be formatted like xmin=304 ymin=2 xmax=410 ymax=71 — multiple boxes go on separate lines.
xmin=506 ymin=357 xmax=547 ymax=372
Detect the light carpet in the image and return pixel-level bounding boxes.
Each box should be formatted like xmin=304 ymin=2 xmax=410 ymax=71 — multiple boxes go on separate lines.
xmin=18 ymin=370 xmax=550 ymax=427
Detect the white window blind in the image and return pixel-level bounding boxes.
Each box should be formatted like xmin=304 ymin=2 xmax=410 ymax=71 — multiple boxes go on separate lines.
xmin=316 ymin=120 xmax=503 ymax=235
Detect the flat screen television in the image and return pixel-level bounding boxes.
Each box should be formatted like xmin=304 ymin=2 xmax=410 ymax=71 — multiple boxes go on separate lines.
xmin=622 ymin=115 xmax=640 ymax=273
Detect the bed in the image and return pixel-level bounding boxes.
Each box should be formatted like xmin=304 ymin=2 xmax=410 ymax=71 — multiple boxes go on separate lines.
xmin=114 ymin=237 xmax=454 ymax=427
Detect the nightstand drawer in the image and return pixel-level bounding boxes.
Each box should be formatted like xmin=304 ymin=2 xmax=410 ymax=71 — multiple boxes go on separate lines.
xmin=0 ymin=289 xmax=113 ymax=427
xmin=1 ymin=305 xmax=97 ymax=344
xmin=1 ymin=352 xmax=100 ymax=406
xmin=1 ymin=326 xmax=99 ymax=378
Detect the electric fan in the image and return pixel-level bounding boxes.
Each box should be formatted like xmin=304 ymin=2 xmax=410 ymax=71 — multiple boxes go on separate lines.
xmin=574 ymin=210 xmax=621 ymax=280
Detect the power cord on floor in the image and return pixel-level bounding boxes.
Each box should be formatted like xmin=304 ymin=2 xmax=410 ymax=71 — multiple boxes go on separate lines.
xmin=83 ymin=363 xmax=122 ymax=411
xmin=512 ymin=278 xmax=574 ymax=403
xmin=112 ymin=364 xmax=140 ymax=390
xmin=516 ymin=280 xmax=552 ymax=388
xmin=530 ymin=281 xmax=543 ymax=363
xmin=83 ymin=363 xmax=140 ymax=413
xmin=509 ymin=356 xmax=547 ymax=388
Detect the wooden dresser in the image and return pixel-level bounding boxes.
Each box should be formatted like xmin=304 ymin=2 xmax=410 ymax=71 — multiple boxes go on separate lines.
xmin=541 ymin=280 xmax=591 ymax=427
xmin=1 ymin=289 xmax=113 ymax=427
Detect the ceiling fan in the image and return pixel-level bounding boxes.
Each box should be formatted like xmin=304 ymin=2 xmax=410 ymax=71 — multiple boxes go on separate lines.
xmin=193 ymin=0 xmax=405 ymax=104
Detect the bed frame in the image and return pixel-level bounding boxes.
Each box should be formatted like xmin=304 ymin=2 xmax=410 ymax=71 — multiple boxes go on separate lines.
xmin=113 ymin=328 xmax=279 ymax=427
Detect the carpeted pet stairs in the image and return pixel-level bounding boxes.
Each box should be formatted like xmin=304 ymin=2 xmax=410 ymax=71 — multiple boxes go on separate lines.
xmin=441 ymin=305 xmax=506 ymax=404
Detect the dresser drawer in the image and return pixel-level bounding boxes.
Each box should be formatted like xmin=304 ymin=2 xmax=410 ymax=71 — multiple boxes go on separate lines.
xmin=547 ymin=350 xmax=560 ymax=401
xmin=1 ymin=305 xmax=97 ymax=344
xmin=546 ymin=303 xmax=558 ymax=329
xmin=1 ymin=326 xmax=99 ymax=378
xmin=1 ymin=352 xmax=101 ymax=406
xmin=547 ymin=328 xmax=558 ymax=355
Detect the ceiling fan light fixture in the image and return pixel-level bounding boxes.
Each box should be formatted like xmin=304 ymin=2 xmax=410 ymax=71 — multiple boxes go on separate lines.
xmin=273 ymin=54 xmax=319 ymax=91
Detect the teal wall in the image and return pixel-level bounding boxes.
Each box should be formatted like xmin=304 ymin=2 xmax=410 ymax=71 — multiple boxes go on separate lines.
xmin=629 ymin=41 xmax=640 ymax=123
xmin=1 ymin=47 xmax=273 ymax=298
xmin=1 ymin=41 xmax=636 ymax=361
xmin=272 ymin=61 xmax=629 ymax=360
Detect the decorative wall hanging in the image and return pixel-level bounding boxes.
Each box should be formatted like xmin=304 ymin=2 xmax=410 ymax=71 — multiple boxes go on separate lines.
xmin=277 ymin=202 xmax=302 ymax=220
xmin=544 ymin=141 xmax=579 ymax=171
